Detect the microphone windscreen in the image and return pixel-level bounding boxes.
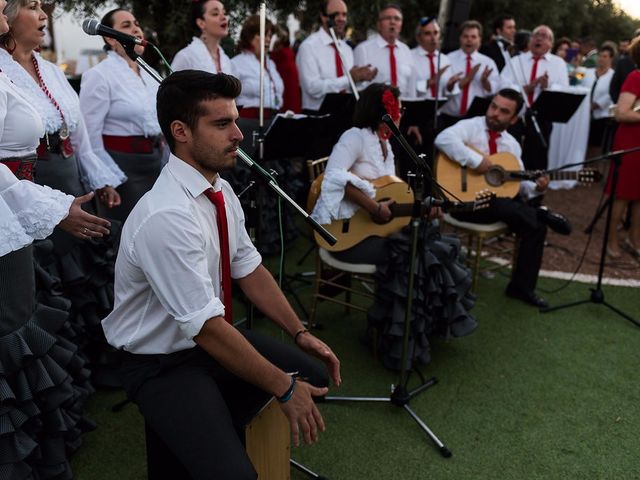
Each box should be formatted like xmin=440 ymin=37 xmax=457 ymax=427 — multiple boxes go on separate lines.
xmin=82 ymin=19 xmax=100 ymax=35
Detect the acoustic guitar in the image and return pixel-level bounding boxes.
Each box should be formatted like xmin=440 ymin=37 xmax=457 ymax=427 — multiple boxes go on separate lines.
xmin=435 ymin=151 xmax=602 ymax=202
xmin=308 ymin=174 xmax=493 ymax=252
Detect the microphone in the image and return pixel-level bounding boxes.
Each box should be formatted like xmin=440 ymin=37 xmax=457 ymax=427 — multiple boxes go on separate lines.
xmin=327 ymin=13 xmax=338 ymax=28
xmin=82 ymin=18 xmax=148 ymax=47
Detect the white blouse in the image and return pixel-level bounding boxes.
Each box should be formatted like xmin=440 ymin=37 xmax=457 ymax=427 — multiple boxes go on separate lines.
xmin=0 ymin=163 xmax=73 ymax=257
xmin=79 ymin=51 xmax=162 ymax=167
xmin=171 ymin=37 xmax=234 ymax=75
xmin=311 ymin=127 xmax=396 ymax=224
xmin=0 ymin=50 xmax=126 ymax=191
xmin=582 ymin=68 xmax=614 ymax=120
xmin=0 ymin=72 xmax=44 ymax=159
xmin=231 ymin=51 xmax=284 ymax=110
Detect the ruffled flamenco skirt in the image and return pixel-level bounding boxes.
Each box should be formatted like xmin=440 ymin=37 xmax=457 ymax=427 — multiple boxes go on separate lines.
xmin=367 ymin=223 xmax=478 ymax=371
xmin=34 ymin=153 xmax=122 ymax=388
xmin=0 ymin=244 xmax=95 ymax=479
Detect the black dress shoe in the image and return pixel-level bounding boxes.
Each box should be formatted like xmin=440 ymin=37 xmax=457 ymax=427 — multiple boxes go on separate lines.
xmin=537 ymin=207 xmax=572 ymax=235
xmin=505 ymin=286 xmax=549 ymax=308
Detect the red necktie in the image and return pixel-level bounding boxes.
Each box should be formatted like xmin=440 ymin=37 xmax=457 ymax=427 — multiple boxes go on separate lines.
xmin=528 ymin=56 xmax=541 ymax=106
xmin=460 ymin=54 xmax=472 ymax=115
xmin=427 ymin=53 xmax=437 ymax=97
xmin=332 ymin=43 xmax=344 ymax=77
xmin=204 ymin=188 xmax=233 ymax=324
xmin=387 ymin=44 xmax=397 ymax=86
xmin=488 ymin=130 xmax=501 ymax=155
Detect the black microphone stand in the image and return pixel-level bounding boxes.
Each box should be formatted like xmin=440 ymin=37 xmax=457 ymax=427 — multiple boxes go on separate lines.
xmin=322 ymin=115 xmax=452 ymax=458
xmin=539 ymin=146 xmax=640 ymax=328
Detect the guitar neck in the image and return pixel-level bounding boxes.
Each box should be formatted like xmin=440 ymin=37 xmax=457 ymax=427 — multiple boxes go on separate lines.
xmin=506 ymin=170 xmax=582 ymax=182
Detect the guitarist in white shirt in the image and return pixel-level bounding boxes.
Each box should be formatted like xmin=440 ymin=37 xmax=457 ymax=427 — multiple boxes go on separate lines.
xmin=435 ymin=88 xmax=571 ymax=308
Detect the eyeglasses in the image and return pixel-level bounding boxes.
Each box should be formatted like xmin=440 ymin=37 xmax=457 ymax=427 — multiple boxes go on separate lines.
xmin=419 ymin=16 xmax=437 ymax=26
xmin=379 ymin=15 xmax=402 ymax=22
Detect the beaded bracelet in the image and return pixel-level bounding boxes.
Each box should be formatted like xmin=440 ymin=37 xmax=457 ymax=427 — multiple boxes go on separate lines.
xmin=277 ymin=374 xmax=298 ymax=403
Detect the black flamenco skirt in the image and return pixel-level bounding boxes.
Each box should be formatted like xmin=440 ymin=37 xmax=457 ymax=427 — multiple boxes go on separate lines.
xmin=34 ymin=152 xmax=122 ymax=388
xmin=367 ymin=223 xmax=477 ymax=371
xmin=0 ymin=245 xmax=95 ymax=480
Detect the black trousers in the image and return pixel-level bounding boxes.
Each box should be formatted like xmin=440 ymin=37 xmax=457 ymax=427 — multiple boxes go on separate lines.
xmin=120 ymin=329 xmax=328 ymax=480
xmin=453 ymin=197 xmax=547 ymax=293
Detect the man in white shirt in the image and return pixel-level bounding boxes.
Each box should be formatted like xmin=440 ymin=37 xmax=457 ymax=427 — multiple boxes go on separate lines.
xmin=353 ymin=4 xmax=415 ymax=98
xmin=439 ymin=20 xmax=500 ymax=130
xmin=296 ymin=0 xmax=377 ymax=113
xmin=405 ymin=16 xmax=456 ymax=170
xmin=102 ymin=71 xmax=341 ymax=479
xmin=435 ymin=88 xmax=571 ymax=308
xmin=500 ymin=25 xmax=569 ymax=170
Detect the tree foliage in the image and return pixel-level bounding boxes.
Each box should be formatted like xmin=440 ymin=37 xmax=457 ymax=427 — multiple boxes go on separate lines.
xmin=54 ymin=0 xmax=640 ymax=61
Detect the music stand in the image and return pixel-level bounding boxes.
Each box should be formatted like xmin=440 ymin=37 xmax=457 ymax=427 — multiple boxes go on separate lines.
xmin=530 ymin=90 xmax=586 ymax=123
xmin=464 ymin=96 xmax=491 ymax=119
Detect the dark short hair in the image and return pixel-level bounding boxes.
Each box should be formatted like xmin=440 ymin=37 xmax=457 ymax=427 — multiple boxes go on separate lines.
xmin=552 ymin=37 xmax=571 ymax=55
xmin=599 ymin=42 xmax=617 ymax=59
xmin=238 ymin=14 xmax=274 ymax=52
xmin=495 ymin=88 xmax=524 ymax=114
xmin=492 ymin=14 xmax=514 ymax=35
xmin=100 ymin=8 xmax=129 ymax=52
xmin=157 ymin=70 xmax=242 ymax=152
xmin=379 ymin=4 xmax=403 ymax=18
xmin=352 ymin=83 xmax=400 ymax=132
xmin=460 ymin=20 xmax=482 ymax=37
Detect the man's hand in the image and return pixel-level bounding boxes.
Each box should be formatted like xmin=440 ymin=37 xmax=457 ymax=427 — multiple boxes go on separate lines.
xmin=295 ymin=332 xmax=341 ymax=387
xmin=279 ymin=381 xmax=328 ymax=446
xmin=480 ymin=66 xmax=493 ymax=91
xmin=475 ymin=156 xmax=493 ymax=174
xmin=537 ymin=71 xmax=549 ymax=90
xmin=427 ymin=65 xmax=450 ymax=89
xmin=350 ymin=65 xmax=377 ymax=82
xmin=58 ymin=192 xmax=111 ymax=239
xmin=459 ymin=64 xmax=481 ymax=88
xmin=447 ymin=72 xmax=462 ymax=91
xmin=535 ymin=175 xmax=550 ymax=192
xmin=97 ymin=186 xmax=121 ymax=208
xmin=407 ymin=126 xmax=423 ymax=145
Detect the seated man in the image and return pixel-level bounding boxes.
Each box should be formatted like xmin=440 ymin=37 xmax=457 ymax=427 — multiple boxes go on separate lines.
xmin=102 ymin=71 xmax=341 ymax=480
xmin=435 ymin=88 xmax=571 ymax=308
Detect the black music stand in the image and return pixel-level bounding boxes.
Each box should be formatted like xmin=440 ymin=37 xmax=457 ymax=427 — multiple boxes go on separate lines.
xmin=530 ymin=90 xmax=586 ymax=123
xmin=262 ymin=113 xmax=335 ymax=161
xmin=464 ymin=96 xmax=491 ymax=119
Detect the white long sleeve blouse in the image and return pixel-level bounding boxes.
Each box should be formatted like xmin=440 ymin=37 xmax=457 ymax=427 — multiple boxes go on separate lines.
xmin=171 ymin=37 xmax=234 ymax=75
xmin=231 ymin=51 xmax=284 ymax=110
xmin=0 ymin=50 xmax=126 ymax=190
xmin=79 ymin=51 xmax=162 ymax=167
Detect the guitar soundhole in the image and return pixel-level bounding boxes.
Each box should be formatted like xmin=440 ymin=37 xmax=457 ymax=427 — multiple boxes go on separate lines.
xmin=485 ymin=166 xmax=506 ymax=187
xmin=341 ymin=220 xmax=350 ymax=233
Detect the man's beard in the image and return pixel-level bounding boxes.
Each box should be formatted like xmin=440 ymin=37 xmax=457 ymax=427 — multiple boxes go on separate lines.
xmin=192 ymin=141 xmax=239 ymax=173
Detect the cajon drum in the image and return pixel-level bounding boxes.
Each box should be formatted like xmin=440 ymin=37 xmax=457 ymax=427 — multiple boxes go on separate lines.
xmin=245 ymin=397 xmax=290 ymax=479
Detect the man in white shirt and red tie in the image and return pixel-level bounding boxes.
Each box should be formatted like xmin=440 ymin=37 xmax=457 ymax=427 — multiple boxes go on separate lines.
xmin=439 ymin=20 xmax=500 ymax=130
xmin=102 ymin=71 xmax=341 ymax=479
xmin=296 ymin=0 xmax=377 ymax=114
xmin=500 ymin=25 xmax=569 ymax=170
xmin=353 ymin=4 xmax=414 ymax=98
xmin=435 ymin=88 xmax=571 ymax=308
xmin=405 ymin=16 xmax=457 ymax=168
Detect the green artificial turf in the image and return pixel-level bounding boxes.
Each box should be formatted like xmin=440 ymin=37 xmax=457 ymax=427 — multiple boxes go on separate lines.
xmin=70 ymin=238 xmax=640 ymax=480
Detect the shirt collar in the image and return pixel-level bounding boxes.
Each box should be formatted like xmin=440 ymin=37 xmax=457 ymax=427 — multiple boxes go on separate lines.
xmin=319 ymin=28 xmax=338 ymax=46
xmin=417 ymin=47 xmax=439 ymax=57
xmin=166 ymin=153 xmax=222 ymax=198
xmin=526 ymin=50 xmax=550 ymax=61
xmin=375 ymin=34 xmax=393 ymax=48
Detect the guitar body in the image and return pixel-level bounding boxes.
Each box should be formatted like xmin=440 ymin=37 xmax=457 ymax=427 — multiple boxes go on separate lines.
xmin=435 ymin=151 xmax=521 ymax=201
xmin=309 ymin=175 xmax=414 ymax=252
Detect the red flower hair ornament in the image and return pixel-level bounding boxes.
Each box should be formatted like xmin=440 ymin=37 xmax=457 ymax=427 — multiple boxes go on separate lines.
xmin=378 ymin=89 xmax=401 ymax=140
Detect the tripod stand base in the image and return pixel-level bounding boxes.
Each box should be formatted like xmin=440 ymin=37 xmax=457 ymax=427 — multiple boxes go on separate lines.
xmin=540 ymin=288 xmax=640 ymax=328
xmin=324 ymin=376 xmax=452 ymax=458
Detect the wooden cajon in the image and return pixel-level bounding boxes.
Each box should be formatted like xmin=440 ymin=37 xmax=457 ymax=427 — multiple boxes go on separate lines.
xmin=245 ymin=397 xmax=290 ymax=479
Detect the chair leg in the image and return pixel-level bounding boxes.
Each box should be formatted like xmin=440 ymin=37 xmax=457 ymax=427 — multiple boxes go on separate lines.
xmin=472 ymin=234 xmax=483 ymax=292
xmin=345 ymin=274 xmax=352 ymax=314
xmin=308 ymin=255 xmax=322 ymax=333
